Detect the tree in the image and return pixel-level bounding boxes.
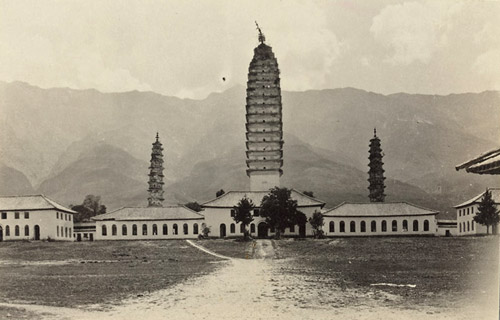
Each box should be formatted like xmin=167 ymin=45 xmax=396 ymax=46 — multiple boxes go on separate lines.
xmin=216 ymin=189 xmax=225 ymax=197
xmin=233 ymin=197 xmax=255 ymax=240
xmin=308 ymin=210 xmax=324 ymax=238
xmin=303 ymin=191 xmax=314 ymax=198
xmin=473 ymin=189 xmax=500 ymax=235
xmin=72 ymin=195 xmax=106 ymax=222
xmin=260 ymin=187 xmax=307 ymax=239
xmin=185 ymin=202 xmax=202 ymax=212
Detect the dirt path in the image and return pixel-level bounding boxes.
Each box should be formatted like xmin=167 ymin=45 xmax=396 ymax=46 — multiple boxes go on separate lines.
xmin=0 ymin=240 xmax=495 ymax=320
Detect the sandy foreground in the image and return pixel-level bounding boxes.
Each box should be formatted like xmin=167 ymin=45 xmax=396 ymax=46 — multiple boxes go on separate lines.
xmin=0 ymin=240 xmax=496 ymax=320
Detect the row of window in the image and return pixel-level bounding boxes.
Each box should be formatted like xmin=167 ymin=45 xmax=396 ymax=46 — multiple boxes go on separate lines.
xmin=101 ymin=223 xmax=200 ymax=237
xmin=1 ymin=211 xmax=30 ymax=219
xmin=2 ymin=225 xmax=42 ymax=236
xmin=327 ymin=219 xmax=431 ymax=233
xmin=56 ymin=212 xmax=72 ymax=221
xmin=56 ymin=226 xmax=72 ymax=238
xmin=459 ymin=221 xmax=475 ymax=233
xmin=230 ymin=209 xmax=260 ymax=217
xmin=458 ymin=206 xmax=474 ymax=217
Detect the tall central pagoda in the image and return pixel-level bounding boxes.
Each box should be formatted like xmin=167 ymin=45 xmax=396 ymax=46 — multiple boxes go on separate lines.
xmin=147 ymin=133 xmax=165 ymax=207
xmin=245 ymin=23 xmax=284 ymax=191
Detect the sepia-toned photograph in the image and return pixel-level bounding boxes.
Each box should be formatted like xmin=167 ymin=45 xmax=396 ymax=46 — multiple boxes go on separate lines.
xmin=0 ymin=1 xmax=499 ymax=319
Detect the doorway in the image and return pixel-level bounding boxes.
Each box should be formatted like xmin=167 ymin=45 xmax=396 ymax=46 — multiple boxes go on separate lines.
xmin=299 ymin=223 xmax=306 ymax=238
xmin=0 ymin=226 xmax=3 ymax=241
xmin=220 ymin=224 xmax=226 ymax=238
xmin=258 ymin=222 xmax=268 ymax=238
xmin=34 ymin=225 xmax=40 ymax=240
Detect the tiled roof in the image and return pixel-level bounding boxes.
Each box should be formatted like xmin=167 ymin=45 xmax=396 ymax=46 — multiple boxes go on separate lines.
xmin=322 ymin=202 xmax=438 ymax=217
xmin=0 ymin=195 xmax=76 ymax=213
xmin=201 ymin=189 xmax=325 ymax=208
xmin=456 ymin=147 xmax=500 ymax=175
xmin=454 ymin=188 xmax=500 ymax=208
xmin=92 ymin=206 xmax=204 ymax=221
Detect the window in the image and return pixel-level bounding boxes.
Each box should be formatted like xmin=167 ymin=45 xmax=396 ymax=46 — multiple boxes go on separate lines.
xmin=64 ymin=227 xmax=67 ymax=237
xmin=132 ymin=224 xmax=137 ymax=236
xmin=15 ymin=212 xmax=19 ymax=219
xmin=350 ymin=221 xmax=356 ymax=232
xmin=329 ymin=221 xmax=335 ymax=232
xmin=69 ymin=215 xmax=71 ymax=221
xmin=250 ymin=223 xmax=255 ymax=233
xmin=340 ymin=221 xmax=345 ymax=233
xmin=173 ymin=224 xmax=178 ymax=235
xmin=459 ymin=223 xmax=462 ymax=233
xmin=230 ymin=223 xmax=236 ymax=233
xmin=102 ymin=225 xmax=107 ymax=236
xmin=472 ymin=221 xmax=474 ymax=231
xmin=230 ymin=209 xmax=236 ymax=217
xmin=392 ymin=220 xmax=397 ymax=232
xmin=360 ymin=221 xmax=366 ymax=232
xmin=57 ymin=226 xmax=59 ymax=237
xmin=122 ymin=225 xmax=127 ymax=236
xmin=163 ymin=224 xmax=168 ymax=235
xmin=112 ymin=225 xmax=117 ymax=236
xmin=142 ymin=224 xmax=148 ymax=235
xmin=403 ymin=220 xmax=408 ymax=231
xmin=381 ymin=220 xmax=387 ymax=232
xmin=1 ymin=212 xmax=6 ymax=219
xmin=458 ymin=210 xmax=461 ymax=217
xmin=25 ymin=225 xmax=29 ymax=236
xmin=69 ymin=227 xmax=72 ymax=236
xmin=467 ymin=221 xmax=470 ymax=232
xmin=289 ymin=225 xmax=295 ymax=233
xmin=183 ymin=223 xmax=188 ymax=235
xmin=467 ymin=208 xmax=469 ymax=215
xmin=424 ymin=220 xmax=430 ymax=232
xmin=240 ymin=223 xmax=245 ymax=233
xmin=253 ymin=209 xmax=260 ymax=217
xmin=56 ymin=212 xmax=59 ymax=219
xmin=5 ymin=225 xmax=10 ymax=236
xmin=371 ymin=221 xmax=376 ymax=232
xmin=153 ymin=224 xmax=158 ymax=235
xmin=193 ymin=223 xmax=199 ymax=235
xmin=22 ymin=212 xmax=29 ymax=219
xmin=471 ymin=207 xmax=474 ymax=214
xmin=413 ymin=220 xmax=419 ymax=232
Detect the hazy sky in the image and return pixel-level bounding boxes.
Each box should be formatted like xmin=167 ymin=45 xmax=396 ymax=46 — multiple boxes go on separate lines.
xmin=1 ymin=0 xmax=499 ymax=99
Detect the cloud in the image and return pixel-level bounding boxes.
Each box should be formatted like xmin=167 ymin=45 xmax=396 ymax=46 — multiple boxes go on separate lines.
xmin=370 ymin=1 xmax=462 ymax=65
xmin=473 ymin=49 xmax=500 ymax=88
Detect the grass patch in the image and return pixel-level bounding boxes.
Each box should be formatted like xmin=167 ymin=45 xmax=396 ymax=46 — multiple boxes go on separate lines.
xmin=275 ymin=236 xmax=499 ymax=308
xmin=0 ymin=241 xmax=220 ymax=308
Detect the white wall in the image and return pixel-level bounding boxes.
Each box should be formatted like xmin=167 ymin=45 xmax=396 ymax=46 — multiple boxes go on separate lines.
xmin=456 ymin=204 xmax=488 ymax=235
xmin=0 ymin=209 xmax=74 ymax=241
xmin=203 ymin=205 xmax=322 ymax=238
xmin=249 ymin=171 xmax=280 ymax=192
xmin=94 ymin=219 xmax=204 ymax=240
xmin=323 ymin=215 xmax=437 ymax=236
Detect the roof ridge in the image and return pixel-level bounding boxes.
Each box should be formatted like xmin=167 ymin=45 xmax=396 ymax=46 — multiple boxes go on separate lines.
xmin=0 ymin=194 xmax=45 ymax=198
xmin=291 ymin=189 xmax=326 ymax=204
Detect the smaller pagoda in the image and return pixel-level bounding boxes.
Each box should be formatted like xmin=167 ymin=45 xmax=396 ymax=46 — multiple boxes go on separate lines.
xmin=147 ymin=133 xmax=165 ymax=207
xmin=368 ymin=128 xmax=386 ymax=202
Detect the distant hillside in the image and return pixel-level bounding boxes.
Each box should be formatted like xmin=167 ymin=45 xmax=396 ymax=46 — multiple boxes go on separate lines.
xmin=1 ymin=81 xmax=498 ymax=217
xmin=0 ymin=164 xmax=34 ymax=195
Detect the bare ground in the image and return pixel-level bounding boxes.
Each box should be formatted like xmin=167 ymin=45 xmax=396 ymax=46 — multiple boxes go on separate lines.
xmin=1 ymin=238 xmax=497 ymax=319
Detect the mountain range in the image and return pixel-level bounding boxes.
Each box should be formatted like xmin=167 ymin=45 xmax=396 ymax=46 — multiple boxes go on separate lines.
xmin=1 ymin=81 xmax=498 ymax=219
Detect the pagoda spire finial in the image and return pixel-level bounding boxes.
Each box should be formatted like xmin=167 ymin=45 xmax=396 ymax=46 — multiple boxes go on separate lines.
xmin=156 ymin=132 xmax=159 ymax=142
xmin=374 ymin=127 xmax=377 ymax=137
xmin=255 ymin=21 xmax=266 ymax=44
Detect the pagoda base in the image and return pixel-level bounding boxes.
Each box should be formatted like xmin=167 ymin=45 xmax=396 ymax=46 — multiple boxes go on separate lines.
xmin=249 ymin=170 xmax=280 ymax=192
